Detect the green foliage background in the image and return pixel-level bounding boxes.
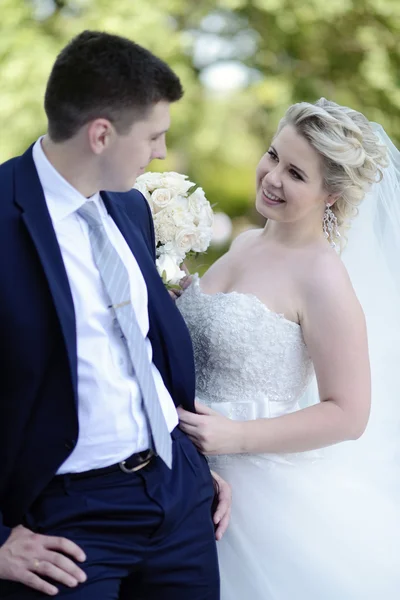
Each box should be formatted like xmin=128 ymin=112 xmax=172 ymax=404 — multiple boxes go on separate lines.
xmin=1 ymin=0 xmax=399 ymax=268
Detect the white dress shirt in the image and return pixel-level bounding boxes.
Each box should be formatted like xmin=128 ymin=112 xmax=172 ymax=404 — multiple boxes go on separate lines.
xmin=32 ymin=138 xmax=178 ymax=473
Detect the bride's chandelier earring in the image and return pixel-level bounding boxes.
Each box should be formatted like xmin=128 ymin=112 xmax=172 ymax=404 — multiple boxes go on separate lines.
xmin=323 ymin=204 xmax=341 ymax=249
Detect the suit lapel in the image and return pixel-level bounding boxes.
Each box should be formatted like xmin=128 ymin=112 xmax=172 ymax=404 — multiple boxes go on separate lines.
xmin=101 ymin=192 xmax=157 ymax=288
xmin=101 ymin=192 xmax=189 ymax=398
xmin=14 ymin=147 xmax=78 ymax=401
xmin=101 ymin=192 xmax=170 ymax=340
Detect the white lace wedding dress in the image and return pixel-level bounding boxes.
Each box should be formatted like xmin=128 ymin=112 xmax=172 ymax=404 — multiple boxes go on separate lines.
xmin=177 ymin=275 xmax=400 ymax=600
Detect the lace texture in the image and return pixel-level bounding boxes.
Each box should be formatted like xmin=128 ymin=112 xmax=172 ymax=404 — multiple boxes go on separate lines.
xmin=177 ymin=275 xmax=313 ymax=419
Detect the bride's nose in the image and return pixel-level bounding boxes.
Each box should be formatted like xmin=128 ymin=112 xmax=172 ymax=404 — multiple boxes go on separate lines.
xmin=264 ymin=167 xmax=283 ymax=189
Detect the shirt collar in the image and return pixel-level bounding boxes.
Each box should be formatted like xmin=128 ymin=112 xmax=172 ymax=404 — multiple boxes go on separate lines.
xmin=32 ymin=136 xmax=102 ymax=224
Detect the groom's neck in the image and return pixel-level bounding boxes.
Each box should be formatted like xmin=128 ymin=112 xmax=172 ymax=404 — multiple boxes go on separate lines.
xmin=41 ymin=134 xmax=101 ymax=198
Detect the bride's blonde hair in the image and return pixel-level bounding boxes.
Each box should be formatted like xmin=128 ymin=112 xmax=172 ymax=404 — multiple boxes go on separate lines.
xmin=276 ymin=98 xmax=388 ymax=243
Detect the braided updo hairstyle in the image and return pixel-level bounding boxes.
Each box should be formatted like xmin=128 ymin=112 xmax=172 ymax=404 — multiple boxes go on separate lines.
xmin=275 ymin=98 xmax=389 ymax=244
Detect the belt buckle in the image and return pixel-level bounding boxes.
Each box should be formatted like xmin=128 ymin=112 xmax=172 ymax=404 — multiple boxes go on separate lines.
xmin=119 ymin=450 xmax=153 ymax=474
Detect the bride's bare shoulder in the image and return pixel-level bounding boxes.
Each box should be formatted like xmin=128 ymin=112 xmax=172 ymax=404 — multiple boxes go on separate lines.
xmin=230 ymin=228 xmax=262 ymax=251
xmin=300 ymin=245 xmax=355 ymax=303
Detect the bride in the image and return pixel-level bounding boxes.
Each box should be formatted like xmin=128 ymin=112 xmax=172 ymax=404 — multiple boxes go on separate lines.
xmin=177 ymin=98 xmax=400 ymax=599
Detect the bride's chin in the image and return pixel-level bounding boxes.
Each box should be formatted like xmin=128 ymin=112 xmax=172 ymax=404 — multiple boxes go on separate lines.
xmin=255 ymin=197 xmax=281 ymax=220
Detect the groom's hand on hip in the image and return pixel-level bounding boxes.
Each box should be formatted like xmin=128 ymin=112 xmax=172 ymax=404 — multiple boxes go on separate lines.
xmin=0 ymin=524 xmax=87 ymax=596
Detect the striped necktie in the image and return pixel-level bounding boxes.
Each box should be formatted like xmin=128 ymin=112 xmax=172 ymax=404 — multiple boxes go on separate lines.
xmin=78 ymin=202 xmax=172 ymax=468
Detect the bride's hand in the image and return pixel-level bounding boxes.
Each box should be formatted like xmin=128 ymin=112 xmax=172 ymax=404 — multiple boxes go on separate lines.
xmin=168 ymin=263 xmax=193 ymax=300
xmin=179 ymin=263 xmax=193 ymax=291
xmin=210 ymin=470 xmax=232 ymax=541
xmin=178 ymin=401 xmax=243 ymax=455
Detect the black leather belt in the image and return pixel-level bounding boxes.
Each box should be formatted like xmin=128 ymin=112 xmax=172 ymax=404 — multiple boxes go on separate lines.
xmin=58 ymin=449 xmax=156 ymax=481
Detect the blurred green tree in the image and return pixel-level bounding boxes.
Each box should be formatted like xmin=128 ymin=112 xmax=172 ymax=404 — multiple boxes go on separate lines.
xmin=0 ymin=0 xmax=201 ymax=161
xmin=1 ymin=0 xmax=399 ymax=243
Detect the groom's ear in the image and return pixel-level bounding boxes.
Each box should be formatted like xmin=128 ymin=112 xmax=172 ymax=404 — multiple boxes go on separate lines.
xmin=87 ymin=118 xmax=114 ymax=155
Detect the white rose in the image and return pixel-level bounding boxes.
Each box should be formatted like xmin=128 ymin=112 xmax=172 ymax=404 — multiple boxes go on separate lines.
xmin=157 ymin=241 xmax=178 ymax=255
xmin=133 ymin=181 xmax=153 ymax=208
xmin=191 ymin=226 xmax=213 ymax=253
xmin=189 ymin=186 xmax=207 ymax=205
xmin=156 ymin=253 xmax=185 ymax=285
xmin=187 ymin=197 xmax=202 ymax=224
xmin=160 ymin=172 xmax=195 ymax=195
xmin=162 ymin=197 xmax=194 ymax=229
xmin=151 ymin=188 xmax=173 ymax=213
xmin=157 ymin=241 xmax=186 ymax=262
xmin=174 ymin=226 xmax=199 ymax=255
xmin=188 ymin=188 xmax=213 ymax=226
xmin=197 ymin=202 xmax=214 ymax=228
xmin=135 ymin=172 xmax=164 ymax=192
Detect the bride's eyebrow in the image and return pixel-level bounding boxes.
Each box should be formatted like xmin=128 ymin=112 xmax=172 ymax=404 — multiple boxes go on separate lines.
xmin=271 ymin=145 xmax=309 ymax=181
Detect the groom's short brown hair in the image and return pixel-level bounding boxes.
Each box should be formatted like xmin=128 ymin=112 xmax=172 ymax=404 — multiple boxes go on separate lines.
xmin=44 ymin=30 xmax=183 ymax=142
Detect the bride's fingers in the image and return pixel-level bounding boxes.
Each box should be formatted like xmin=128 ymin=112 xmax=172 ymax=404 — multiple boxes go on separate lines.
xmin=177 ymin=407 xmax=203 ymax=425
xmin=168 ymin=289 xmax=182 ymax=300
xmin=194 ymin=400 xmax=216 ymax=415
xmin=178 ymin=421 xmax=199 ymax=436
xmin=215 ymin=507 xmax=231 ymax=541
xmin=180 ymin=276 xmax=193 ymax=291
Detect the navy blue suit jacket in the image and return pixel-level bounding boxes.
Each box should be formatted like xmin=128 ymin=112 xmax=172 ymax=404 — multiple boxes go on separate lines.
xmin=0 ymin=146 xmax=196 ymax=545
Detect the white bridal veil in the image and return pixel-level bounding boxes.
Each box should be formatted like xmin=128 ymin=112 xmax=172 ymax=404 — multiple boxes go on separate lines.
xmin=304 ymin=124 xmax=400 ymax=471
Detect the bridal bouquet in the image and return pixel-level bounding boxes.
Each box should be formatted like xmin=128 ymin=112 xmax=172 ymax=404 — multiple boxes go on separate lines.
xmin=134 ymin=172 xmax=214 ymax=286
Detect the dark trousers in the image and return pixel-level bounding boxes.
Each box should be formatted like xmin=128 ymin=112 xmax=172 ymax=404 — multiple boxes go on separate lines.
xmin=0 ymin=429 xmax=220 ymax=599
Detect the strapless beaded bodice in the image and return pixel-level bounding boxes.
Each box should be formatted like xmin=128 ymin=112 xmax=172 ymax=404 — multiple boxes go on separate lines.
xmin=177 ymin=276 xmax=314 ymax=421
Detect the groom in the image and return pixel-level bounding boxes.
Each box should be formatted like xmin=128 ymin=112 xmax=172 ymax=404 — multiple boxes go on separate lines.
xmin=0 ymin=31 xmax=229 ymax=599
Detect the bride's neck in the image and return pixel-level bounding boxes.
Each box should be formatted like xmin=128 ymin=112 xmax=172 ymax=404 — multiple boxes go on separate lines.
xmin=261 ymin=218 xmax=325 ymax=248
